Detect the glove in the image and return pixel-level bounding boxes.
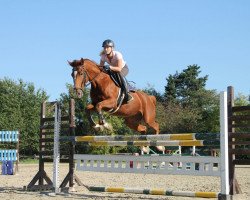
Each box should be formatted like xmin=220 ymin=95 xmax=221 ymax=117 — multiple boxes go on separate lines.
xmin=104 ymin=65 xmax=110 ymax=71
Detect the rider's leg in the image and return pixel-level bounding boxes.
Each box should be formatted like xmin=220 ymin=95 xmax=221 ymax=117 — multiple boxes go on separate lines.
xmin=119 ymin=65 xmax=132 ymax=102
xmin=119 ymin=73 xmax=132 ymax=102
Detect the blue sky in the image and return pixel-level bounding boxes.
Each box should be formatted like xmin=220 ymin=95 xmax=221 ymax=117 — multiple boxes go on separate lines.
xmin=0 ymin=1 xmax=249 ymax=100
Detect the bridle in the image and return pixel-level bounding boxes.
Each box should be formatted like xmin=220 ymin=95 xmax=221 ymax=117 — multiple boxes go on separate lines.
xmin=73 ymin=64 xmax=104 ymax=91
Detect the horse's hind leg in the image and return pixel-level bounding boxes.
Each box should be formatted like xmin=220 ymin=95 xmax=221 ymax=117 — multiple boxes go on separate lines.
xmin=125 ymin=116 xmax=152 ymax=154
xmin=143 ymin=115 xmax=165 ymax=151
xmin=124 ymin=116 xmax=147 ymax=134
xmin=137 ymin=93 xmax=159 ymax=134
xmin=142 ymin=101 xmax=165 ymax=152
xmin=147 ymin=120 xmax=159 ymax=134
xmin=143 ymin=109 xmax=159 ymax=134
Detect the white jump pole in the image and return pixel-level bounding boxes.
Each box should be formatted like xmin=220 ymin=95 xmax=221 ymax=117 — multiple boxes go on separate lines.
xmin=220 ymin=91 xmax=229 ymax=197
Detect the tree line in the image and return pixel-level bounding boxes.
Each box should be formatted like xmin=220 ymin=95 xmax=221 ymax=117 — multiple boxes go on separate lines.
xmin=0 ymin=65 xmax=249 ymax=156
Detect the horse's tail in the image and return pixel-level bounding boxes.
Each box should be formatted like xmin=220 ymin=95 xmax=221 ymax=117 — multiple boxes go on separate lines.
xmin=150 ymin=95 xmax=157 ymax=106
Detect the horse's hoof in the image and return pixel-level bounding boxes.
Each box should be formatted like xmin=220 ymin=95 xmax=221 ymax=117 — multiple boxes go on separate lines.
xmin=140 ymin=146 xmax=150 ymax=154
xmin=93 ymin=124 xmax=101 ymax=131
xmin=103 ymin=123 xmax=113 ymax=131
xmin=156 ymin=146 xmax=165 ymax=152
xmin=99 ymin=125 xmax=104 ymax=132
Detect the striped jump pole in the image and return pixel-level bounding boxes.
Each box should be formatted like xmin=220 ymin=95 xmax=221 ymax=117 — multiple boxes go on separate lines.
xmin=80 ymin=139 xmax=220 ymax=147
xmin=72 ymin=132 xmax=220 ymax=142
xmin=89 ymin=186 xmax=219 ymax=198
xmin=64 ymin=133 xmax=220 ymax=147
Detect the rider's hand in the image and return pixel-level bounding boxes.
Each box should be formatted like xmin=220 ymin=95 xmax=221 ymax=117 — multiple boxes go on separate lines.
xmin=104 ymin=65 xmax=110 ymax=71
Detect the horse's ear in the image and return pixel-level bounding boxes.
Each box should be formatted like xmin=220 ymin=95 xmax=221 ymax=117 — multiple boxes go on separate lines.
xmin=80 ymin=58 xmax=84 ymax=64
xmin=67 ymin=60 xmax=73 ymax=67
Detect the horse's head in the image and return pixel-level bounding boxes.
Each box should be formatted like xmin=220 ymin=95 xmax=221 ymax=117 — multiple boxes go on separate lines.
xmin=68 ymin=58 xmax=89 ymax=98
xmin=68 ymin=58 xmax=102 ymax=98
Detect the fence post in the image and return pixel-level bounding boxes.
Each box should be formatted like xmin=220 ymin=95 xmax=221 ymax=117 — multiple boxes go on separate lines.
xmin=53 ymin=102 xmax=61 ymax=193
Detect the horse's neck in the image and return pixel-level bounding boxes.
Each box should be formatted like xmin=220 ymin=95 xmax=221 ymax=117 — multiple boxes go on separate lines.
xmin=87 ymin=63 xmax=117 ymax=95
xmin=86 ymin=61 xmax=101 ymax=77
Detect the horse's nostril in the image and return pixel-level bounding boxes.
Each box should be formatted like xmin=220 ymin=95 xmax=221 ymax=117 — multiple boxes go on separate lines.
xmin=76 ymin=90 xmax=83 ymax=98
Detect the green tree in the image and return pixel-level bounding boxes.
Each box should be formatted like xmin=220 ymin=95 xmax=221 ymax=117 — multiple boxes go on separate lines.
xmin=234 ymin=93 xmax=250 ymax=106
xmin=165 ymin=65 xmax=208 ymax=106
xmin=0 ymin=78 xmax=48 ymax=155
xmin=164 ymin=74 xmax=177 ymax=103
xmin=143 ymin=84 xmax=164 ymax=102
xmin=162 ymin=65 xmax=219 ymax=133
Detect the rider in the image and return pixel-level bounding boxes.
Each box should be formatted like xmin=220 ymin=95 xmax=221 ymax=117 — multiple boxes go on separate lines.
xmin=99 ymin=39 xmax=132 ymax=103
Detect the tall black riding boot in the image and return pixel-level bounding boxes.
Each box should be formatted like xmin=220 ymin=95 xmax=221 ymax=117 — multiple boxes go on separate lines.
xmin=119 ymin=74 xmax=131 ymax=103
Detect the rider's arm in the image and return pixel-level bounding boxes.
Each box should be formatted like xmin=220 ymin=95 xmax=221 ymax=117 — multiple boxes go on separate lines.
xmin=99 ymin=59 xmax=105 ymax=67
xmin=110 ymin=58 xmax=123 ymax=72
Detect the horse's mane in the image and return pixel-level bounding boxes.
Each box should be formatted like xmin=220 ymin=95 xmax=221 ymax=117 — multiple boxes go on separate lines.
xmin=70 ymin=58 xmax=100 ymax=68
xmin=84 ymin=58 xmax=100 ymax=67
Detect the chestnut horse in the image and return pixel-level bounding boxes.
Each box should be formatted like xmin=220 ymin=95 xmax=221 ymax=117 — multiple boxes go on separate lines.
xmin=68 ymin=58 xmax=160 ymax=137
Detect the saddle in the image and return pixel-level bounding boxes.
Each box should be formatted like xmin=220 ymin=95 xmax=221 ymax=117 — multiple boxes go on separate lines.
xmin=107 ymin=70 xmax=135 ymax=90
xmin=106 ymin=70 xmax=136 ymax=111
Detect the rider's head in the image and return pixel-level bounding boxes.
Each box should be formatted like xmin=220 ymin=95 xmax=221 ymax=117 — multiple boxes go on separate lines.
xmin=102 ymin=39 xmax=115 ymax=48
xmin=102 ymin=39 xmax=114 ymax=55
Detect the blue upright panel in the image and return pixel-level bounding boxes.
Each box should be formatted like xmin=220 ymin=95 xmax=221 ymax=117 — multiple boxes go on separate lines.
xmin=1 ymin=161 xmax=7 ymax=175
xmin=7 ymin=161 xmax=14 ymax=175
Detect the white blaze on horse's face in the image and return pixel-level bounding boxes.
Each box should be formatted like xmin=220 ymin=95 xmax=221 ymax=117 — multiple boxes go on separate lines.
xmin=74 ymin=69 xmax=84 ymax=99
xmin=71 ymin=67 xmax=77 ymax=81
xmin=73 ymin=70 xmax=77 ymax=80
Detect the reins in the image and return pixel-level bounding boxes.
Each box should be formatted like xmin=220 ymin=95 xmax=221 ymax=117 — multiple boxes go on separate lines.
xmin=78 ymin=64 xmax=105 ymax=89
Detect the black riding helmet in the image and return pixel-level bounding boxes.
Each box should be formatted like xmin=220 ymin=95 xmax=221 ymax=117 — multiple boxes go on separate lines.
xmin=102 ymin=39 xmax=115 ymax=47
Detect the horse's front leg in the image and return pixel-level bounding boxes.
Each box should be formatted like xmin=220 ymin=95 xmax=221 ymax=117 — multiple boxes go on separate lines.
xmin=85 ymin=104 xmax=96 ymax=127
xmin=85 ymin=103 xmax=110 ymax=131
xmin=95 ymin=99 xmax=116 ymax=131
